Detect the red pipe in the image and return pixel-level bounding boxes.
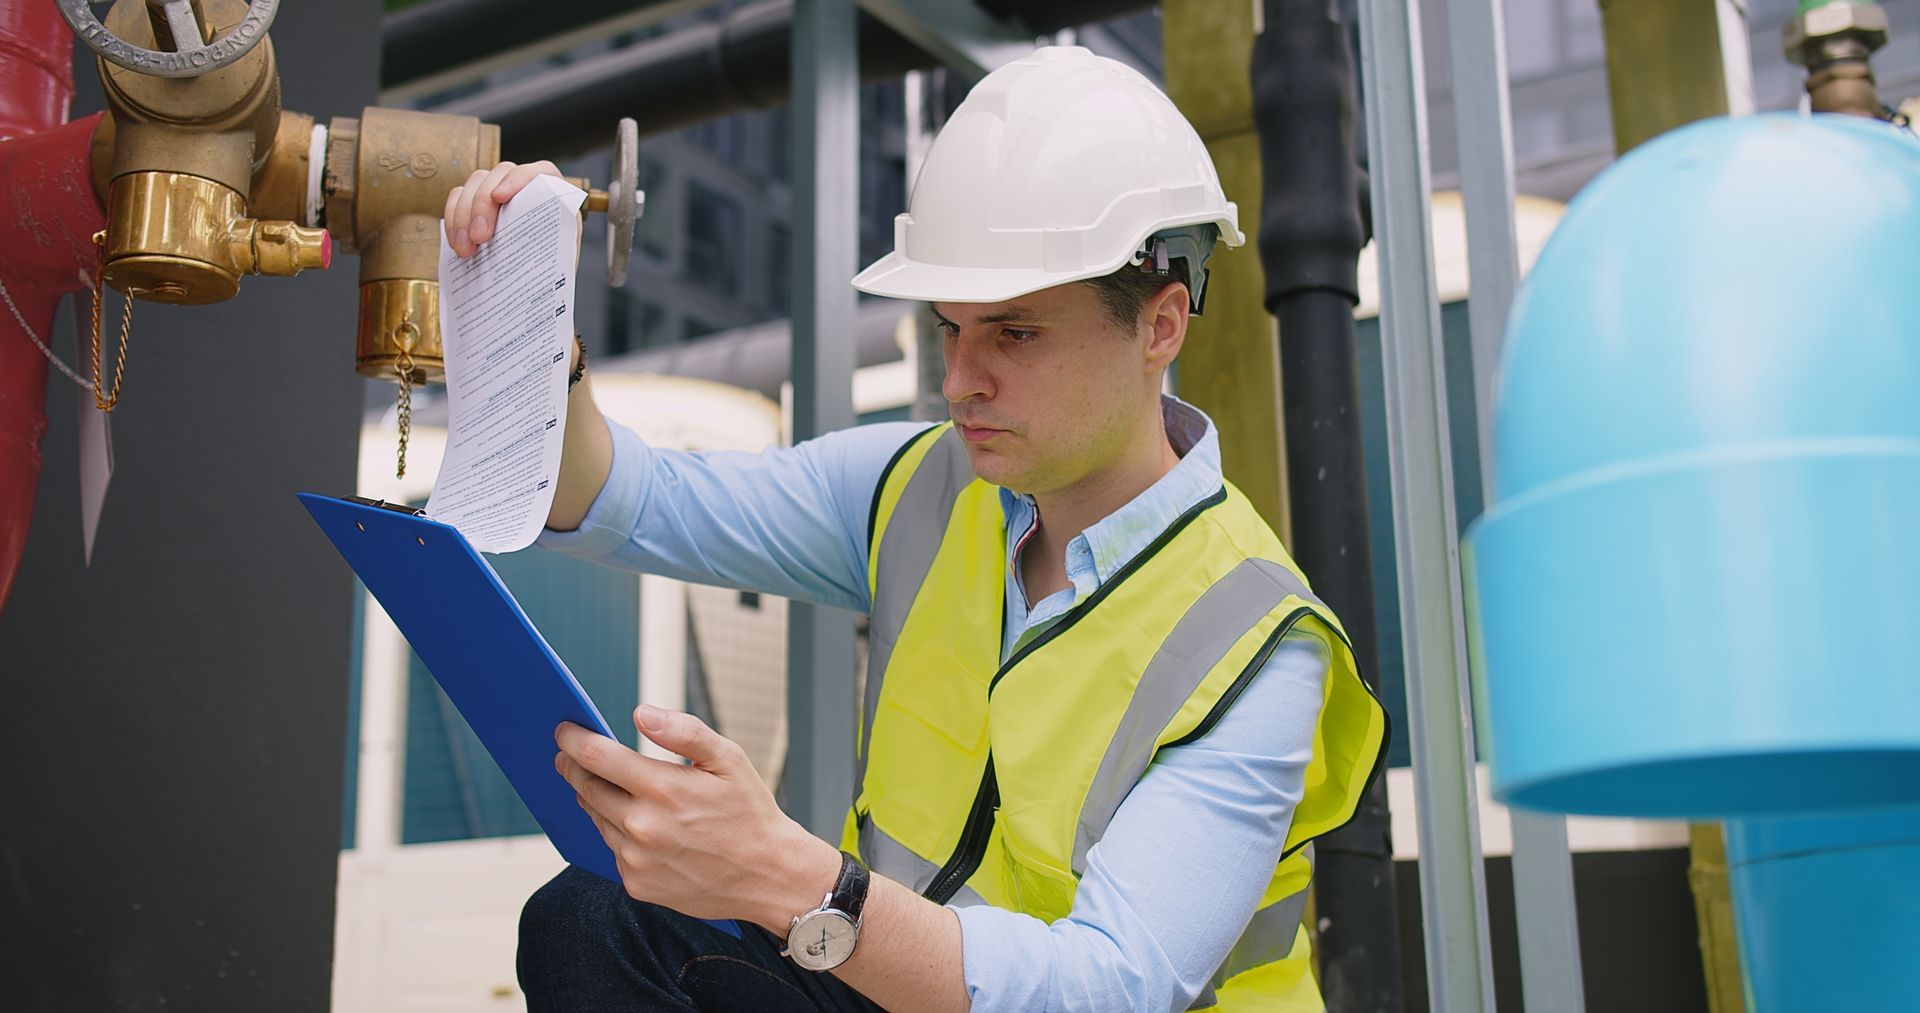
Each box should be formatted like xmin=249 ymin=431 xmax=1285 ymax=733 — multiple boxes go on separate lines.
xmin=0 ymin=0 xmax=104 ymax=614
xmin=0 ymin=0 xmax=76 ymax=140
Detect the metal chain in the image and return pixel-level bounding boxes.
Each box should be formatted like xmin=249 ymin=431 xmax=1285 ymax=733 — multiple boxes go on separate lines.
xmin=88 ymin=240 xmax=135 ymax=413
xmin=0 ymin=273 xmax=94 ymax=390
xmin=393 ymin=337 xmax=416 ymax=479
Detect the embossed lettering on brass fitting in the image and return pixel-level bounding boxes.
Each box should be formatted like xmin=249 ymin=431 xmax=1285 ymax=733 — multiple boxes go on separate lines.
xmin=326 ymin=107 xmax=499 ymax=384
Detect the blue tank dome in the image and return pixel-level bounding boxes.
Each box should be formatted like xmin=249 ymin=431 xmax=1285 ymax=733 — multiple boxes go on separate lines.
xmin=1464 ymin=113 xmax=1920 ymax=818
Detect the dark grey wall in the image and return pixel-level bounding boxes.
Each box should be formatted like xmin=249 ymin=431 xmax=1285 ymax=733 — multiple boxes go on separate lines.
xmin=0 ymin=4 xmax=378 ymax=1009
xmin=1396 ymin=849 xmax=1711 ymax=1013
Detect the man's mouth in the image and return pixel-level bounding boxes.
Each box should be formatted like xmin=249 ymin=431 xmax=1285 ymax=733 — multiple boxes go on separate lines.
xmin=956 ymin=422 xmax=1008 ymax=443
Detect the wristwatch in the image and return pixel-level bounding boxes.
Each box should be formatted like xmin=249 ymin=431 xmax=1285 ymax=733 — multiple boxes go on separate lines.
xmin=781 ymin=850 xmax=870 ymax=972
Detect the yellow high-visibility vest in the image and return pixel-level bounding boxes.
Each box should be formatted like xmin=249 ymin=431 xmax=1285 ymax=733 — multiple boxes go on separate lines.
xmin=843 ymin=424 xmax=1389 ymax=1011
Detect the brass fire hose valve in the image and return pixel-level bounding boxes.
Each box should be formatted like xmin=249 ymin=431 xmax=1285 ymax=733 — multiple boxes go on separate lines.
xmin=68 ymin=0 xmax=330 ymax=305
xmin=59 ymin=0 xmax=278 ymax=77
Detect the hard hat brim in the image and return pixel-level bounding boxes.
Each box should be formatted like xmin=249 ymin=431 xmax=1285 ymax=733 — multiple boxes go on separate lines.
xmin=851 ymin=252 xmax=1127 ymax=305
xmin=853 ymin=211 xmax=1244 ymax=306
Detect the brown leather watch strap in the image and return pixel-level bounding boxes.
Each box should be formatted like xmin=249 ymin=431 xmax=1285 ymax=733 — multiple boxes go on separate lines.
xmin=831 ymin=850 xmax=871 ymax=925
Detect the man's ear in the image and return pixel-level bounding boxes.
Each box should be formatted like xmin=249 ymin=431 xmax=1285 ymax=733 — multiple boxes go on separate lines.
xmin=1142 ymin=281 xmax=1190 ymax=372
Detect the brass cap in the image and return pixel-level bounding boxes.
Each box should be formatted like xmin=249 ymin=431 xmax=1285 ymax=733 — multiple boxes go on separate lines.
xmin=356 ymin=278 xmax=445 ymax=384
xmin=230 ymin=219 xmax=332 ymax=276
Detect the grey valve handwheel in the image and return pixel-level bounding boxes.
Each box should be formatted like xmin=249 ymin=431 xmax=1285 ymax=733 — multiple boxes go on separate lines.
xmin=606 ymin=117 xmax=642 ymax=288
xmin=58 ymin=0 xmax=279 ymax=79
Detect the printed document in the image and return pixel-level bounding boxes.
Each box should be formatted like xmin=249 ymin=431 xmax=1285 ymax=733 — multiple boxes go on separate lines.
xmin=427 ymin=174 xmax=587 ymax=553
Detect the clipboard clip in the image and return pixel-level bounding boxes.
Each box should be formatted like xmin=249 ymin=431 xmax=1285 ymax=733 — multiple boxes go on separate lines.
xmin=343 ymin=495 xmax=426 ymax=516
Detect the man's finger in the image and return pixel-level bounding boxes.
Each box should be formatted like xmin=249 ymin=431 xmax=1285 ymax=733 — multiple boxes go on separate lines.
xmin=495 ymin=160 xmax=560 ymax=201
xmin=449 ymin=168 xmax=491 ymax=255
xmin=442 ymin=184 xmax=466 ymax=256
xmin=556 ymin=750 xmax=633 ymax=817
xmin=556 ymin=721 xmax=687 ymax=794
xmin=467 ymin=160 xmax=520 ymax=244
xmin=634 ymin=706 xmax=747 ymax=776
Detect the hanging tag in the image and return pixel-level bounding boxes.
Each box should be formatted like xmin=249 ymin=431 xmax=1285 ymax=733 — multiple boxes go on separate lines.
xmin=72 ymin=295 xmax=113 ymax=565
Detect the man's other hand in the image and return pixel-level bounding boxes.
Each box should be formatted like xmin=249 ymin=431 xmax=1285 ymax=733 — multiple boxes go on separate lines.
xmin=554 ymin=706 xmax=842 ymax=931
xmin=442 ymin=160 xmax=564 ymax=258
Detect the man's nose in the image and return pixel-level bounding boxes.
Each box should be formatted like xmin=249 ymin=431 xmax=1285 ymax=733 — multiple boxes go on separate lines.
xmin=942 ymin=333 xmax=994 ymax=404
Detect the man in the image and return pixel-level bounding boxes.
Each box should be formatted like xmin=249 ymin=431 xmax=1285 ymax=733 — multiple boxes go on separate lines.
xmin=444 ymin=47 xmax=1384 ymax=1012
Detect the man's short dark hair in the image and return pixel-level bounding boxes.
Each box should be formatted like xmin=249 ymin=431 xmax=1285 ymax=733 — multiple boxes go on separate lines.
xmin=1082 ymin=257 xmax=1193 ymax=331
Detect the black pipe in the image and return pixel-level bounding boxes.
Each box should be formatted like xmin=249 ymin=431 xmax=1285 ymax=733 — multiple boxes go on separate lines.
xmin=430 ymin=1 xmax=929 ymax=159
xmin=1252 ymin=2 xmax=1404 ymax=1011
xmin=975 ymin=0 xmax=1136 ymax=34
xmin=420 ymin=0 xmax=1154 ymax=159
xmin=382 ymin=0 xmax=687 ymax=90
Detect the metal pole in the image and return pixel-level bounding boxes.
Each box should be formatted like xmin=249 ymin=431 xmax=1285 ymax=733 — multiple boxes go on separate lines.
xmin=1355 ymin=0 xmax=1497 ymax=1009
xmin=903 ymin=68 xmax=946 ymax=424
xmin=786 ymin=0 xmax=861 ymax=839
xmin=1444 ymin=0 xmax=1588 ymax=1008
xmin=1246 ymin=2 xmax=1404 ymax=1008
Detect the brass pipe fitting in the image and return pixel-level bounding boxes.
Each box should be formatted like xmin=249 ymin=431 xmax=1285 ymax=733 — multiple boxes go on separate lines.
xmin=91 ymin=0 xmax=327 ymax=304
xmin=1783 ymin=2 xmax=1891 ymax=118
xmin=103 ymin=171 xmax=327 ymax=304
xmin=91 ymin=108 xmax=321 ymax=226
xmin=249 ymin=108 xmax=319 ymax=225
xmin=325 ymin=107 xmax=499 ymax=383
xmin=97 ymin=0 xmax=278 ymax=194
xmin=1806 ymin=60 xmax=1881 ymax=118
xmin=229 ymin=217 xmax=331 ymax=277
xmin=357 ymin=278 xmax=443 ymax=385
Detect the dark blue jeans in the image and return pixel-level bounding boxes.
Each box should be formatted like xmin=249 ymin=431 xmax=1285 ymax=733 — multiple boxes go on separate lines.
xmin=517 ymin=865 xmax=888 ymax=1012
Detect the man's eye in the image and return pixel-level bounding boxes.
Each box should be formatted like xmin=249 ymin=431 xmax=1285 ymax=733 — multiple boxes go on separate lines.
xmin=936 ymin=321 xmax=959 ymax=338
xmin=1003 ymin=328 xmax=1037 ymax=343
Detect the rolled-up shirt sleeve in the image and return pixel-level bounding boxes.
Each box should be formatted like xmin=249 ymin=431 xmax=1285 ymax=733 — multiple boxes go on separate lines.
xmin=536 ymin=417 xmax=930 ymax=614
xmin=952 ymin=629 xmax=1331 ymax=1012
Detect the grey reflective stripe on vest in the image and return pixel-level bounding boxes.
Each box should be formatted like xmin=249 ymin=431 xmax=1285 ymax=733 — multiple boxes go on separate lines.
xmin=858 ymin=428 xmax=975 ymax=794
xmin=1189 ymin=846 xmax=1316 ymax=1009
xmin=858 ymin=815 xmax=988 ymax=906
xmin=1071 ymin=557 xmax=1325 ymax=874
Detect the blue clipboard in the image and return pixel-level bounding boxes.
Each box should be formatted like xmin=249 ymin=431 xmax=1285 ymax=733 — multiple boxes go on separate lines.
xmin=299 ymin=492 xmax=740 ymax=938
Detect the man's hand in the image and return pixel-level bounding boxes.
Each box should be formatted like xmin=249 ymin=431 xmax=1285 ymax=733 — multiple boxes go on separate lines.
xmin=444 ymin=158 xmax=585 ymax=373
xmin=442 ymin=159 xmax=564 ymax=259
xmin=555 ymin=705 xmax=843 ymax=932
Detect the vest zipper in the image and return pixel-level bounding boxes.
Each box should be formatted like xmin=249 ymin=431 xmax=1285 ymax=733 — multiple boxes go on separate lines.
xmin=924 ymin=757 xmax=998 ymax=904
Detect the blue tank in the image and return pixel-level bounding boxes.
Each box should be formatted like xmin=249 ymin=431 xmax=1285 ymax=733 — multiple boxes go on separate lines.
xmin=1463 ymin=113 xmax=1920 ymax=818
xmin=1723 ymin=808 xmax=1920 ymax=1013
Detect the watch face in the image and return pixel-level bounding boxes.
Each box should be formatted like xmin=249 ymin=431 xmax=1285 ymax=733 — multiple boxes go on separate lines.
xmin=789 ymin=910 xmax=858 ymax=971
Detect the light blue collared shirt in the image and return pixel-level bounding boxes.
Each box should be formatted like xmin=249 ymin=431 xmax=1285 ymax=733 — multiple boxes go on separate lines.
xmin=539 ymin=398 xmax=1329 ymax=1012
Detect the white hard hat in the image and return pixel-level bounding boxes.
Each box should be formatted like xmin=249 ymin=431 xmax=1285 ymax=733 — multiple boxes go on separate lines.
xmin=852 ymin=46 xmax=1245 ymax=306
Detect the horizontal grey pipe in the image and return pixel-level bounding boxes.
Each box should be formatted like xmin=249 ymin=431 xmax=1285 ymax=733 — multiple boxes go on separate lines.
xmin=431 ymin=1 xmax=928 ymax=158
xmin=427 ymin=0 xmax=1153 ymax=160
xmin=599 ymin=299 xmax=912 ymax=400
xmin=382 ymin=0 xmax=690 ymax=90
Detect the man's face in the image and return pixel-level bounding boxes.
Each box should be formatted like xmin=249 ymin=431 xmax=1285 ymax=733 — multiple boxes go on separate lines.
xmin=933 ymin=281 xmax=1167 ymax=495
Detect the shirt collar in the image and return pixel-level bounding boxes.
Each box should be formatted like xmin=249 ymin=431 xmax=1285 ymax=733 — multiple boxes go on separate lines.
xmin=998 ymin=395 xmax=1224 ymax=590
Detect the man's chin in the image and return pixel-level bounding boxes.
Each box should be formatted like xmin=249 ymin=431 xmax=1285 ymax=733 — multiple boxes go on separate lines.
xmin=962 ymin=444 xmax=1030 ymax=491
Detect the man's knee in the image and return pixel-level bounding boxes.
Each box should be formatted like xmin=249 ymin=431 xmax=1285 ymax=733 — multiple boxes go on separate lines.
xmin=519 ymin=866 xmax=635 ymax=975
xmin=518 ymin=866 xmax=705 ymax=975
xmin=523 ymin=866 xmax=623 ymax=938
